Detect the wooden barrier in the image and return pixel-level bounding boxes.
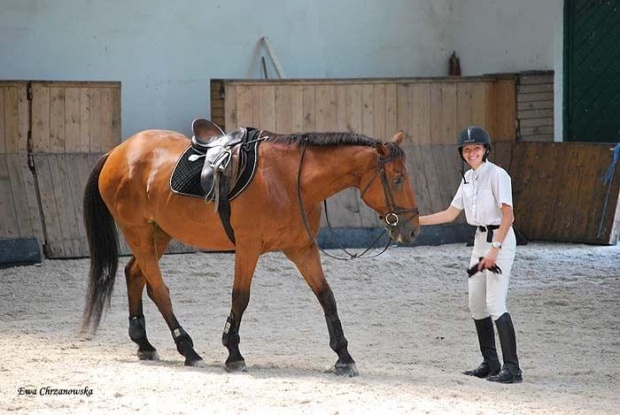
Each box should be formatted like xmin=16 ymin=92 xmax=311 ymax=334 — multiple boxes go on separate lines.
xmin=510 ymin=141 xmax=619 ymax=244
xmin=212 ymin=76 xmax=517 ymax=231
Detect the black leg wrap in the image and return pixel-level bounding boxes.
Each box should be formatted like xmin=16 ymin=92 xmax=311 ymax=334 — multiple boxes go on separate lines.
xmin=128 ymin=316 xmax=158 ymax=360
xmin=317 ymin=286 xmax=357 ymax=377
xmin=172 ymin=326 xmax=203 ymax=365
xmin=222 ymin=312 xmax=246 ymax=371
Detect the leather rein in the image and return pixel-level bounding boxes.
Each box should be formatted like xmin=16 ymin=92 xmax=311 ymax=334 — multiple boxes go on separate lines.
xmin=296 ymin=139 xmax=419 ymax=261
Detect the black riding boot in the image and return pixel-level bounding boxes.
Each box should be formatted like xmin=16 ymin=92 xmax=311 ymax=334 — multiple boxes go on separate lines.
xmin=463 ymin=317 xmax=501 ymax=378
xmin=488 ymin=312 xmax=523 ymax=383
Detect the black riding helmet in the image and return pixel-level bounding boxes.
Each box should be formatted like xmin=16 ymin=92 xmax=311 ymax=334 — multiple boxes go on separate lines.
xmin=457 ymin=126 xmax=491 ymax=162
xmin=457 ymin=126 xmax=491 ymax=184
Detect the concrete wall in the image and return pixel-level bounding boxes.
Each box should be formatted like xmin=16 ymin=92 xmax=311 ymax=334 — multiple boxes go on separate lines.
xmin=0 ymin=0 xmax=563 ymax=139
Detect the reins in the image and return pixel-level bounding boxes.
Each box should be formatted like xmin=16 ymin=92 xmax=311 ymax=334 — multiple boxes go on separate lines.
xmin=296 ymin=139 xmax=418 ymax=261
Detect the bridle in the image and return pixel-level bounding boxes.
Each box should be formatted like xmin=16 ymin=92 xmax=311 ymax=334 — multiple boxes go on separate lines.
xmin=296 ymin=139 xmax=419 ymax=261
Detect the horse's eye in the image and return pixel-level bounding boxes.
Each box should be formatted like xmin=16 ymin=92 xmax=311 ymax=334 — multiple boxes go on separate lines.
xmin=393 ymin=176 xmax=403 ymax=186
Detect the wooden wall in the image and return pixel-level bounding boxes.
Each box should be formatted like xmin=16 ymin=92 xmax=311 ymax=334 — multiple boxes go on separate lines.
xmin=0 ymin=81 xmax=122 ymax=259
xmin=212 ymin=76 xmax=516 ymax=228
xmin=510 ymin=141 xmax=620 ymax=244
xmin=0 ymin=83 xmax=44 ymax=244
xmin=517 ymin=72 xmax=554 ymax=142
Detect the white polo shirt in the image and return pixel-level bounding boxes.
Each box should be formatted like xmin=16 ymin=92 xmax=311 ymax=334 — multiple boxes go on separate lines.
xmin=450 ymin=161 xmax=513 ymax=227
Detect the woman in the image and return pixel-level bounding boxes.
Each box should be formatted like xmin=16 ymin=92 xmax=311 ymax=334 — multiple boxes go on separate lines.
xmin=419 ymin=126 xmax=522 ymax=384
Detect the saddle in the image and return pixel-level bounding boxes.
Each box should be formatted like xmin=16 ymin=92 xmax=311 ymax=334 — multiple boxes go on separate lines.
xmin=190 ymin=119 xmax=248 ymax=201
xmin=170 ymin=118 xmax=265 ymax=245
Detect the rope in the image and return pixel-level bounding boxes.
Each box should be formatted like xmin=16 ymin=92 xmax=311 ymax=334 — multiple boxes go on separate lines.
xmin=597 ymin=143 xmax=620 ymax=239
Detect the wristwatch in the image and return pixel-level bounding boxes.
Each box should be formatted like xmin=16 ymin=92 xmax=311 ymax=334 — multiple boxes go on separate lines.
xmin=491 ymin=241 xmax=502 ymax=249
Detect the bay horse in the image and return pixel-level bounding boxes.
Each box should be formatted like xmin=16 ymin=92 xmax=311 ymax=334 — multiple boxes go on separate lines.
xmin=82 ymin=122 xmax=420 ymax=376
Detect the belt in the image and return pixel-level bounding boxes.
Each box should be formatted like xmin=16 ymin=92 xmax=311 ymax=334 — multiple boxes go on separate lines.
xmin=478 ymin=225 xmax=500 ymax=243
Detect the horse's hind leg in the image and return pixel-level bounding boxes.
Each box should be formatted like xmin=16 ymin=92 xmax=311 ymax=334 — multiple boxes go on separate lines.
xmin=126 ymin=256 xmax=159 ymax=360
xmin=122 ymin=223 xmax=204 ymax=367
xmin=284 ymin=245 xmax=358 ymax=377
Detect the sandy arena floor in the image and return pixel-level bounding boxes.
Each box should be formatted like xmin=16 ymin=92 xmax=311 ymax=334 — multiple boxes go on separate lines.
xmin=0 ymin=242 xmax=618 ymax=414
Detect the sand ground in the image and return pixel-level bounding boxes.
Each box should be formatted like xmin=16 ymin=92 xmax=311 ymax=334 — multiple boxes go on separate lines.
xmin=1 ymin=242 xmax=618 ymax=414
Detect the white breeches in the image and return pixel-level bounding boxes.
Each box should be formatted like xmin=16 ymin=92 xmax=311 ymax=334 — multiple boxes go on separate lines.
xmin=468 ymin=227 xmax=516 ymax=321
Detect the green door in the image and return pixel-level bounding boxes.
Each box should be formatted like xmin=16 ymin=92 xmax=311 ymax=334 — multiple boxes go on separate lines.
xmin=564 ymin=0 xmax=620 ymax=143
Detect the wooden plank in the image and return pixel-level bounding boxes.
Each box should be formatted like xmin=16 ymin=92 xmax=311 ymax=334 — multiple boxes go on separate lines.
xmin=79 ymin=88 xmax=92 ymax=153
xmin=471 ymin=83 xmax=487 ymax=130
xmin=556 ymin=145 xmax=588 ymax=241
xmin=257 ymin=85 xmax=276 ymax=131
xmin=517 ymin=92 xmax=554 ymax=103
xmin=456 ymin=82 xmax=473 ymax=133
xmin=48 ymin=154 xmax=75 ymax=257
xmin=418 ymin=145 xmax=444 ymax=214
xmin=20 ymin=153 xmax=44 ymax=242
xmin=88 ymin=89 xmax=102 ymax=153
xmin=373 ymin=84 xmax=386 ymax=140
xmin=519 ymin=74 xmax=554 ymax=85
xmin=0 ymin=88 xmax=5 ymax=153
xmin=335 ymin=85 xmax=347 ymax=132
xmin=6 ymin=153 xmax=33 ymax=237
xmin=519 ymin=109 xmax=554 ymax=119
xmin=111 ymin=86 xmax=121 ymax=146
xmin=441 ymin=83 xmax=457 ymax=145
xmin=275 ymin=85 xmax=293 ymax=133
xmin=572 ymin=146 xmax=601 ymax=241
xmin=224 ymin=84 xmax=237 ymax=131
xmin=414 ymin=83 xmax=431 ymax=145
xmin=4 ymin=87 xmax=21 ymax=153
xmin=484 ymin=83 xmax=496 ymax=138
xmin=17 ymin=84 xmax=29 ymax=153
xmin=495 ymin=79 xmax=516 ymax=141
xmin=518 ymin=100 xmax=554 ymax=111
xmin=0 ymin=155 xmax=20 ymax=238
xmin=64 ymin=87 xmax=81 ymax=153
xmin=519 ymin=117 xmax=553 ymax=128
xmin=404 ymin=144 xmax=432 ymax=216
xmin=518 ymin=83 xmax=554 ymax=94
xmin=60 ymin=154 xmax=84 ymax=256
xmin=346 ymin=84 xmax=363 ymax=134
xmin=510 ymin=142 xmax=540 ymax=239
xmin=100 ymin=87 xmax=115 ymax=151
xmin=34 ymin=155 xmax=63 ymax=257
xmin=236 ymin=85 xmax=254 ymax=128
xmin=290 ymin=85 xmax=303 ymax=133
xmin=397 ymin=84 xmax=414 ymax=144
xmin=323 ymin=188 xmax=363 ymax=228
xmin=385 ymin=83 xmax=397 ymax=140
xmin=520 ymin=134 xmax=554 ymax=142
xmin=429 ymin=84 xmax=442 ymax=145
xmin=520 ymin=125 xmax=554 ymax=136
xmin=361 ymin=84 xmax=374 ymax=137
xmin=49 ymin=87 xmax=66 ymax=153
xmin=315 ymin=84 xmax=336 ymax=132
xmin=72 ymin=153 xmax=91 ymax=252
xmin=302 ymin=85 xmax=316 ymax=131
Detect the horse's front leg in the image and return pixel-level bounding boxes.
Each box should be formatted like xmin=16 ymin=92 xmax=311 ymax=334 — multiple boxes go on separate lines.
xmin=284 ymin=245 xmax=358 ymax=377
xmin=222 ymin=244 xmax=260 ymax=372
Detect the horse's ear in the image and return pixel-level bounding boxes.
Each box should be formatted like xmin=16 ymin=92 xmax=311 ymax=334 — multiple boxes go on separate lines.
xmin=192 ymin=118 xmax=224 ymax=140
xmin=375 ymin=142 xmax=389 ymax=158
xmin=389 ymin=130 xmax=404 ymax=146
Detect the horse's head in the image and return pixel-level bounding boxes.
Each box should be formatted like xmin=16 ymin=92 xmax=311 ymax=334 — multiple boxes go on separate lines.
xmin=360 ymin=131 xmax=420 ymax=245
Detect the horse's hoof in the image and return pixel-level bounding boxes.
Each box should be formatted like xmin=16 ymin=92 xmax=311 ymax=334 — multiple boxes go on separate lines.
xmin=186 ymin=359 xmax=207 ymax=368
xmin=225 ymin=360 xmax=247 ymax=373
xmin=138 ymin=350 xmax=160 ymax=361
xmin=334 ymin=362 xmax=359 ymax=377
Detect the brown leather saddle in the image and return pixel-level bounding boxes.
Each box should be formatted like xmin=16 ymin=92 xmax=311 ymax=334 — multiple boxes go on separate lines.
xmin=180 ymin=118 xmax=265 ymax=244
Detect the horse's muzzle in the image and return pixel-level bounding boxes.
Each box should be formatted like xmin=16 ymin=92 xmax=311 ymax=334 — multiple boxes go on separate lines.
xmin=390 ymin=221 xmax=420 ymax=245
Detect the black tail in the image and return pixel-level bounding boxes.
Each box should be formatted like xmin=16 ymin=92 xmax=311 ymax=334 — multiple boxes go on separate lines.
xmin=82 ymin=154 xmax=119 ymax=334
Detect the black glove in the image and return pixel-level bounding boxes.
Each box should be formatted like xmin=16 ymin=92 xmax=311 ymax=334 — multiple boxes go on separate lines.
xmin=467 ymin=257 xmax=502 ymax=277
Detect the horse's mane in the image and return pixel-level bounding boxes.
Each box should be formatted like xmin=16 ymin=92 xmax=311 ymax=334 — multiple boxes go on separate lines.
xmin=269 ymin=132 xmax=405 ymax=158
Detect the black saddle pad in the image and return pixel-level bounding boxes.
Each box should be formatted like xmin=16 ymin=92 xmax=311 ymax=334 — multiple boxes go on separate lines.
xmin=170 ymin=128 xmax=262 ymax=200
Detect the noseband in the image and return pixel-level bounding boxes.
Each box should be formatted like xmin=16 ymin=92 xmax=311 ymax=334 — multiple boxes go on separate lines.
xmin=296 ymin=140 xmax=419 ymax=261
xmin=360 ymin=153 xmax=420 ymax=229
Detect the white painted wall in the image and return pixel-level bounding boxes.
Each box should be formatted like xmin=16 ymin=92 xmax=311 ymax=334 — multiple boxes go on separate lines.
xmin=0 ymin=0 xmax=563 ymax=139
